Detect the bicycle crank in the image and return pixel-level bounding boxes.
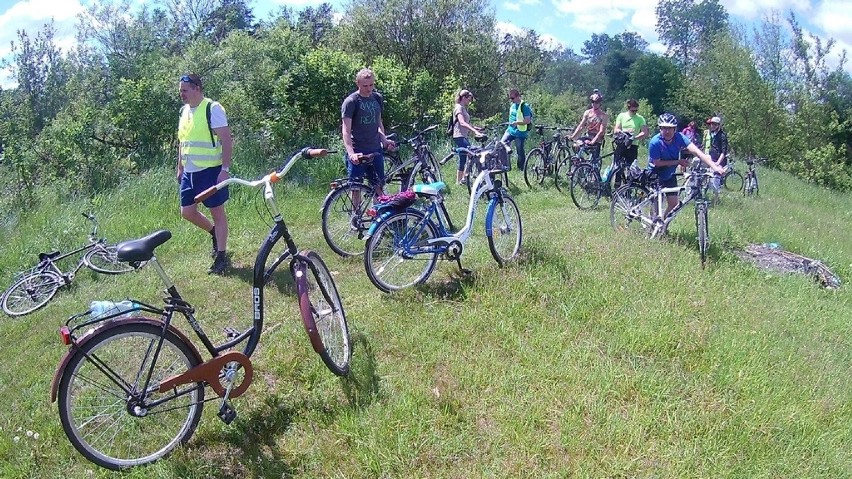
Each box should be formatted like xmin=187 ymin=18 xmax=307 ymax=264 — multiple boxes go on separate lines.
xmin=159 ymin=350 xmax=254 ymax=399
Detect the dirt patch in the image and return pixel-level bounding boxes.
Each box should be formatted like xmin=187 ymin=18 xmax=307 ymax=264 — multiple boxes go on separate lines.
xmin=736 ymin=244 xmax=841 ymax=289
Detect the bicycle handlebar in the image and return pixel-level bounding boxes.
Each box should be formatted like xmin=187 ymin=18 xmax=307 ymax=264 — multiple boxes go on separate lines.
xmin=194 ymin=147 xmax=332 ymax=204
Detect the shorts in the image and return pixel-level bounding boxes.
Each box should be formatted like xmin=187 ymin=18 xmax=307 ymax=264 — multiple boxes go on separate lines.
xmin=180 ymin=166 xmax=229 ymax=208
xmin=661 ymin=176 xmax=679 ymax=197
xmin=346 ymin=149 xmax=385 ymax=186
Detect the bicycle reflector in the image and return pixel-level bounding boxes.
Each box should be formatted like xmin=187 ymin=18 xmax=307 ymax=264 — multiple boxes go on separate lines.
xmin=367 ymin=208 xmax=378 ymax=217
xmin=329 ymin=181 xmax=338 ymax=190
xmin=59 ymin=326 xmax=72 ymax=345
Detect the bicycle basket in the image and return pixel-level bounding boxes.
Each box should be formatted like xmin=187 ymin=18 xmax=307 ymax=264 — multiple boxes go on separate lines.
xmin=483 ymin=144 xmax=509 ymax=172
xmin=374 ymin=190 xmax=417 ymax=214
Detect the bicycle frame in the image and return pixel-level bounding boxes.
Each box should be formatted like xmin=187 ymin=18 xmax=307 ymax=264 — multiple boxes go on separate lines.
xmin=630 ymin=171 xmax=713 ymax=237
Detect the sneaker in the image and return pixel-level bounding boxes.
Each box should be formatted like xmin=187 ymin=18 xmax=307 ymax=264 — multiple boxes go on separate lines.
xmin=209 ymin=252 xmax=230 ymax=275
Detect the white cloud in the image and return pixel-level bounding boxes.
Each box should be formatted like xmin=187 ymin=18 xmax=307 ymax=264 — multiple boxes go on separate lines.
xmin=496 ymin=21 xmax=525 ymax=38
xmin=503 ymin=2 xmax=521 ymax=12
xmin=813 ymin=0 xmax=852 ymax=46
xmin=720 ymin=0 xmax=811 ymax=21
xmin=0 ymin=0 xmax=84 ymax=89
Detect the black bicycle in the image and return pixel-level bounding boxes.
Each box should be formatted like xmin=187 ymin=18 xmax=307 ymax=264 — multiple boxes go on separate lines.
xmin=50 ymin=148 xmax=351 ymax=470
xmin=523 ymin=124 xmax=574 ymax=191
xmin=2 ymin=213 xmax=138 ymax=317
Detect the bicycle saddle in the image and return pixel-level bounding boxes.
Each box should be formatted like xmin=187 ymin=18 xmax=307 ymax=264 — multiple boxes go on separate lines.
xmin=116 ymin=230 xmax=172 ymax=262
xmin=412 ymin=181 xmax=447 ymax=197
xmin=39 ymin=251 xmax=61 ymax=261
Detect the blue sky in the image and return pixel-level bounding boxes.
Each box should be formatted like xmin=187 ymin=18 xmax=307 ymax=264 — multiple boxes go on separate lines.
xmin=0 ymin=0 xmax=850 ymax=88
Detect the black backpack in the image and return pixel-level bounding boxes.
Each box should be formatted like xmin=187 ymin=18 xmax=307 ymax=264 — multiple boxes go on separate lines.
xmin=446 ymin=109 xmax=457 ymax=137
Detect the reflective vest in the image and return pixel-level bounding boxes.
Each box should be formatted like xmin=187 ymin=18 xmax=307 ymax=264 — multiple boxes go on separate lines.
xmin=515 ymin=102 xmax=528 ymax=132
xmin=178 ymin=98 xmax=222 ymax=168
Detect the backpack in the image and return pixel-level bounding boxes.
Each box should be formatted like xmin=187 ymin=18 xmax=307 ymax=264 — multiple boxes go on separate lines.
xmin=516 ymin=102 xmax=532 ymax=132
xmin=446 ymin=109 xmax=457 ymax=137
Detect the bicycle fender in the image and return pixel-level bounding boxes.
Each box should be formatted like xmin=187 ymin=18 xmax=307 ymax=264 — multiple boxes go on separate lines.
xmin=50 ymin=317 xmax=203 ymax=403
xmin=484 ymin=197 xmax=501 ymax=236
xmin=363 ymin=207 xmax=421 ymax=239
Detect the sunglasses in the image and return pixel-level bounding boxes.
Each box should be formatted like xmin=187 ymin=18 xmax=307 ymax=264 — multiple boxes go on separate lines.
xmin=180 ymin=75 xmax=200 ymax=87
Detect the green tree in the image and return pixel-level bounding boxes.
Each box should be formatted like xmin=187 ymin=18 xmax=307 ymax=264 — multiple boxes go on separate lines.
xmin=623 ymin=54 xmax=682 ymax=114
xmin=656 ymin=0 xmax=728 ymax=68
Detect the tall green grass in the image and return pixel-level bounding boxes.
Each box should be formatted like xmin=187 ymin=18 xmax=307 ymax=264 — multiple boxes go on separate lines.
xmin=0 ymin=154 xmax=849 ymax=478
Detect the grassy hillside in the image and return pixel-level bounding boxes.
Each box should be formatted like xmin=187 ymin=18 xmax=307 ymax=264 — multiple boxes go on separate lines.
xmin=0 ymin=152 xmax=849 ymax=478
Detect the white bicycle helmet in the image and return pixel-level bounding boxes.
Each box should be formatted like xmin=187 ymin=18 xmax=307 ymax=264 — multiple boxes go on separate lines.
xmin=657 ymin=113 xmax=678 ymax=127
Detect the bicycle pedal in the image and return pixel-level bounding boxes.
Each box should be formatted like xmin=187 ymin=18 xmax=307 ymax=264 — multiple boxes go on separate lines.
xmin=223 ymin=327 xmax=241 ymax=339
xmin=218 ymin=401 xmax=237 ymax=424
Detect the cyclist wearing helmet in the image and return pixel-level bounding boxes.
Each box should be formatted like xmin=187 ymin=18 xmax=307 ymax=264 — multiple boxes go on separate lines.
xmin=648 ymin=113 xmax=725 ymax=217
xmin=569 ymin=92 xmax=609 ymax=164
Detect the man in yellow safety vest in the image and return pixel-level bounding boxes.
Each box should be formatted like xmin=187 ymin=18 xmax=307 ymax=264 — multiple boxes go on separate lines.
xmin=177 ymin=73 xmax=234 ymax=275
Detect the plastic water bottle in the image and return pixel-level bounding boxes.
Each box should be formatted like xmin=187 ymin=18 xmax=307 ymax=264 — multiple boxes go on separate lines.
xmin=90 ymin=300 xmax=139 ymax=318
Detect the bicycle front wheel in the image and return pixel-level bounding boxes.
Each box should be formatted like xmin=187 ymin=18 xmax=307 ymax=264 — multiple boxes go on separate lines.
xmin=295 ymin=250 xmax=351 ymax=376
xmin=570 ymin=163 xmax=603 ymax=209
xmin=84 ymin=244 xmax=137 ymax=274
xmin=364 ymin=210 xmax=439 ymax=292
xmin=610 ymin=185 xmax=652 ymax=234
xmin=696 ymin=202 xmax=709 ymax=269
xmin=2 ymin=270 xmax=63 ymax=316
xmin=486 ymin=194 xmax=522 ymax=266
xmin=321 ymin=182 xmax=375 ymax=257
xmin=57 ymin=322 xmax=204 ymax=470
xmin=405 ymin=154 xmax=440 ymax=190
xmin=723 ymin=170 xmax=744 ymax=192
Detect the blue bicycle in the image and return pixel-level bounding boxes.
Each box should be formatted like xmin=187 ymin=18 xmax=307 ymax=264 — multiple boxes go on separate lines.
xmin=362 ymin=141 xmax=522 ymax=292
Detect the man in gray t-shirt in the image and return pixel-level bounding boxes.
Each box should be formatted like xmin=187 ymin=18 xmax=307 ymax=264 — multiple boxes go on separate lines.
xmin=341 ymin=68 xmax=395 ymax=191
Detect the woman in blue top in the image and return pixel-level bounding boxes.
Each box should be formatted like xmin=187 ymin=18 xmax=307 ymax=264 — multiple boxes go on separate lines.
xmin=648 ymin=113 xmax=725 ymax=217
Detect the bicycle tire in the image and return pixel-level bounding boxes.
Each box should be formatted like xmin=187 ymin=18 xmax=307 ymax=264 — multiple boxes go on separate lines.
xmin=556 ymin=155 xmax=581 ymax=193
xmin=2 ymin=270 xmax=63 ymax=316
xmin=753 ymin=175 xmax=759 ymax=196
xmin=321 ymin=182 xmax=375 ymax=258
xmin=552 ymin=147 xmax=571 ymax=192
xmin=404 ymin=154 xmax=440 ymax=190
xmin=364 ymin=209 xmax=439 ymax=292
xmin=383 ymin=152 xmax=404 ymax=186
xmin=57 ymin=322 xmax=204 ymax=470
xmin=523 ymin=148 xmax=547 ymax=189
xmin=486 ymin=194 xmax=522 ymax=266
xmin=696 ymin=202 xmax=709 ymax=269
xmin=84 ymin=244 xmax=137 ymax=274
xmin=723 ymin=170 xmax=744 ymax=192
xmin=295 ymin=250 xmax=351 ymax=376
xmin=610 ymin=185 xmax=652 ymax=234
xmin=570 ymin=163 xmax=603 ymax=209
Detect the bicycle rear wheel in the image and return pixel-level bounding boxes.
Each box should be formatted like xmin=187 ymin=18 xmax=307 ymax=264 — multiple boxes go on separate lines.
xmin=364 ymin=210 xmax=439 ymax=292
xmin=2 ymin=270 xmax=63 ymax=316
xmin=723 ymin=170 xmax=744 ymax=192
xmin=486 ymin=194 xmax=522 ymax=266
xmin=610 ymin=185 xmax=652 ymax=234
xmin=570 ymin=163 xmax=603 ymax=209
xmin=555 ymin=154 xmax=579 ymax=193
xmin=321 ymin=182 xmax=375 ymax=257
xmin=696 ymin=202 xmax=709 ymax=269
xmin=294 ymin=250 xmax=351 ymax=376
xmin=523 ymin=148 xmax=547 ymax=190
xmin=57 ymin=322 xmax=204 ymax=470
xmin=84 ymin=244 xmax=137 ymax=274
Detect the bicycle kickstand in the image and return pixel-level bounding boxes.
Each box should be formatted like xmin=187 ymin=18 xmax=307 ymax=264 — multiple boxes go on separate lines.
xmin=455 ymin=257 xmax=473 ymax=276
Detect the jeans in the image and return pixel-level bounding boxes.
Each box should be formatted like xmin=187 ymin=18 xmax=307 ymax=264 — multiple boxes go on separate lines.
xmin=453 ymin=137 xmax=471 ymax=172
xmin=501 ymin=131 xmax=526 ymax=170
